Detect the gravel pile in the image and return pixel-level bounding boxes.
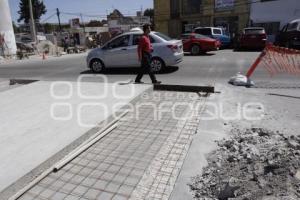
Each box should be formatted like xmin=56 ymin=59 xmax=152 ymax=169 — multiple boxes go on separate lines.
xmin=189 ymin=128 xmax=300 ymax=200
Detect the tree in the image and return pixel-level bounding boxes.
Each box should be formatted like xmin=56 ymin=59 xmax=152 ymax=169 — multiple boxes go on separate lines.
xmin=12 ymin=21 xmax=20 ymax=33
xmin=87 ymin=20 xmax=103 ymax=27
xmin=18 ymin=0 xmax=47 ymax=24
xmin=43 ymin=23 xmax=54 ymax=33
xmin=144 ymin=8 xmax=154 ymax=26
xmin=144 ymin=8 xmax=154 ymax=19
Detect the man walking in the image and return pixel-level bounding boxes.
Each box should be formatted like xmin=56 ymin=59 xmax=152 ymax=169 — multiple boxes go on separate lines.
xmin=135 ymin=24 xmax=161 ymax=84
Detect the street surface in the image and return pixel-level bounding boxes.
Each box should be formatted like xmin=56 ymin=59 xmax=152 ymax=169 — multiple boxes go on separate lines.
xmin=1 ymin=50 xmax=299 ymax=88
xmin=1 ymin=50 xmax=294 ymax=86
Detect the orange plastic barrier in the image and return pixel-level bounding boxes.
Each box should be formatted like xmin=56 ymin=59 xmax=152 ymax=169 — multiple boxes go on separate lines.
xmin=246 ymin=44 xmax=300 ymax=78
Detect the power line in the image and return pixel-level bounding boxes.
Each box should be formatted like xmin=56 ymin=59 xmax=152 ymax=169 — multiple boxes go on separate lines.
xmin=41 ymin=13 xmax=56 ymax=23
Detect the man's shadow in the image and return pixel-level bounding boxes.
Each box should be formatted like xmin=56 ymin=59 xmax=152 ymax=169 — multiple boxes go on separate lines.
xmin=81 ymin=66 xmax=179 ymax=75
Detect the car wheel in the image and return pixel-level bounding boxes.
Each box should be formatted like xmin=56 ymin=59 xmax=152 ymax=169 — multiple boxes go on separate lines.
xmin=90 ymin=59 xmax=105 ymax=73
xmin=191 ymin=44 xmax=201 ymax=55
xmin=151 ymin=57 xmax=164 ymax=73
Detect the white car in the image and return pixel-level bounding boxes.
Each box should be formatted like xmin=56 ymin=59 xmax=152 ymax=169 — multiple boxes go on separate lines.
xmin=86 ymin=31 xmax=184 ymax=73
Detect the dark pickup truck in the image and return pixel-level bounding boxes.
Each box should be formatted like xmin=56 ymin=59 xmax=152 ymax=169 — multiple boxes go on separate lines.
xmin=275 ymin=19 xmax=300 ymax=50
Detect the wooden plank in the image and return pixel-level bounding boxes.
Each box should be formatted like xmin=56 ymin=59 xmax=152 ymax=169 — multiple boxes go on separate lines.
xmin=153 ymin=84 xmax=214 ymax=93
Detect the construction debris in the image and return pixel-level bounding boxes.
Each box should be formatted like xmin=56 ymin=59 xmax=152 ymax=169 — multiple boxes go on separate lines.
xmin=189 ymin=127 xmax=300 ymax=200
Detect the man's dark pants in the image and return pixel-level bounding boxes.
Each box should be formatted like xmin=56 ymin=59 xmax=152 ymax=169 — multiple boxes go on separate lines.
xmin=135 ymin=52 xmax=157 ymax=83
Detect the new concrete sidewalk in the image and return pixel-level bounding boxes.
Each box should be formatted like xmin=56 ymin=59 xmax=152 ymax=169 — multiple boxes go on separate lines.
xmin=13 ymin=90 xmax=206 ymax=200
xmin=0 ymin=80 xmax=150 ymax=195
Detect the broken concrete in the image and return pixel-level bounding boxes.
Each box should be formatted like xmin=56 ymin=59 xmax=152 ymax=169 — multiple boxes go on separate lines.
xmin=189 ymin=127 xmax=300 ymax=200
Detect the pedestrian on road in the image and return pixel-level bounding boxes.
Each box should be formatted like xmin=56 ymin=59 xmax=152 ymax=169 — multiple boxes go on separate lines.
xmin=135 ymin=24 xmax=161 ymax=84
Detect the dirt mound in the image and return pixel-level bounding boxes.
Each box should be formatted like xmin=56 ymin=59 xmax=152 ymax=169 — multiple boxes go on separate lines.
xmin=189 ymin=128 xmax=300 ymax=200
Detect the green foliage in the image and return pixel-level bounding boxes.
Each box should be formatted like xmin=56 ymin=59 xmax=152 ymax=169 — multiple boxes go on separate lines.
xmin=43 ymin=23 xmax=54 ymax=33
xmin=18 ymin=0 xmax=47 ymax=23
xmin=12 ymin=21 xmax=20 ymax=33
xmin=144 ymin=8 xmax=154 ymax=19
xmin=144 ymin=8 xmax=154 ymax=27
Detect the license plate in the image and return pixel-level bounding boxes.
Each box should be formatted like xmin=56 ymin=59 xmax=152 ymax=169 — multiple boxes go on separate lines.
xmin=178 ymin=45 xmax=183 ymax=52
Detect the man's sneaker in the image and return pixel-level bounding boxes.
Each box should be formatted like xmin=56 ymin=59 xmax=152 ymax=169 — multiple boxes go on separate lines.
xmin=153 ymin=81 xmax=162 ymax=84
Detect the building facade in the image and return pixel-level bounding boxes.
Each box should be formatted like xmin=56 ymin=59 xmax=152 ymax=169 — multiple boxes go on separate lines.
xmin=154 ymin=0 xmax=251 ymax=38
xmin=107 ymin=9 xmax=150 ymax=36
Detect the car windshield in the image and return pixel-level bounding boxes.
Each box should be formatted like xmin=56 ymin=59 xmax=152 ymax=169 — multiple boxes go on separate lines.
xmin=213 ymin=29 xmax=222 ymax=35
xmin=244 ymin=29 xmax=265 ymax=35
xmin=194 ymin=28 xmax=212 ymax=35
xmin=154 ymin=32 xmax=172 ymax=41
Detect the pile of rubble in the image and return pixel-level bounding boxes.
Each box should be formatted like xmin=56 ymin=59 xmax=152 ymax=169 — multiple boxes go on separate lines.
xmin=189 ymin=128 xmax=300 ymax=200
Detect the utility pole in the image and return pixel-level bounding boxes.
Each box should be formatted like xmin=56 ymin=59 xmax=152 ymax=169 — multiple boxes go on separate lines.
xmin=140 ymin=6 xmax=143 ymax=26
xmin=80 ymin=13 xmax=86 ymax=34
xmin=56 ymin=8 xmax=62 ymax=32
xmin=28 ymin=0 xmax=37 ymax=43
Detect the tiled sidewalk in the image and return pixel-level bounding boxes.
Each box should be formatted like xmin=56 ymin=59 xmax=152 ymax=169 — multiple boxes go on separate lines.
xmin=18 ymin=91 xmax=206 ymax=200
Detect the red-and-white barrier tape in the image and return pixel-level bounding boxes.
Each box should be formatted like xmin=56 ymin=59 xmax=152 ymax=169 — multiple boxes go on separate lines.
xmin=246 ymin=44 xmax=300 ymax=78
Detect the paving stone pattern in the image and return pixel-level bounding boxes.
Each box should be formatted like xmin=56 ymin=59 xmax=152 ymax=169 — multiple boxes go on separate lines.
xmin=18 ymin=91 xmax=206 ymax=200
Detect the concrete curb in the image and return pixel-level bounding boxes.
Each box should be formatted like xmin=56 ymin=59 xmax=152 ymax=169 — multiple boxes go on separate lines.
xmin=154 ymin=84 xmax=215 ymax=93
xmin=9 ymin=79 xmax=38 ymax=85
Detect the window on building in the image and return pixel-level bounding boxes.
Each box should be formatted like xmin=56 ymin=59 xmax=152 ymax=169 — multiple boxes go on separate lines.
xmin=170 ymin=0 xmax=180 ymax=19
xmin=183 ymin=0 xmax=202 ymax=14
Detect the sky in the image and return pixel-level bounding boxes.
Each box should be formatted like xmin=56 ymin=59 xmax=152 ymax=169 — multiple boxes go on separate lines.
xmin=8 ymin=0 xmax=153 ymax=24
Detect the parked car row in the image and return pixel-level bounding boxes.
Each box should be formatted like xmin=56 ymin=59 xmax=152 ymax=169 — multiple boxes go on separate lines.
xmin=86 ymin=20 xmax=300 ymax=74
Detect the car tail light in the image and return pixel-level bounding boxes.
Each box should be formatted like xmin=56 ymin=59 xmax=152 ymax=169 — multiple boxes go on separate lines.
xmin=261 ymin=34 xmax=267 ymax=41
xmin=167 ymin=44 xmax=178 ymax=52
xmin=261 ymin=33 xmax=267 ymax=38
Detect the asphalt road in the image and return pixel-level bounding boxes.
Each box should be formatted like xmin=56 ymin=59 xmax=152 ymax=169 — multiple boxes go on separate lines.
xmin=0 ymin=50 xmax=298 ymax=87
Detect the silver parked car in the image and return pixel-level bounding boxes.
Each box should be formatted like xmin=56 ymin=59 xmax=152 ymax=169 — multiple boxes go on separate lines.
xmin=86 ymin=31 xmax=184 ymax=73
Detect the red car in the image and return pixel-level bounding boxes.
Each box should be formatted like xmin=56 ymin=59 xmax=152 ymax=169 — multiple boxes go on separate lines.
xmin=237 ymin=27 xmax=267 ymax=50
xmin=181 ymin=33 xmax=221 ymax=55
